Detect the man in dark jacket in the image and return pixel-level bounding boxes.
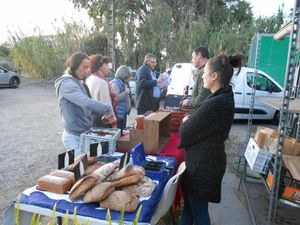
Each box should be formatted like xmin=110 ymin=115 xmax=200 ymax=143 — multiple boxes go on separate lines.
xmin=180 ymin=46 xmax=211 ymax=111
xmin=135 ymin=53 xmax=163 ymax=115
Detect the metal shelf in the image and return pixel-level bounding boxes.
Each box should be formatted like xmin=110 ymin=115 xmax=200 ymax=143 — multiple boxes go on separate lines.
xmin=240 ymin=1 xmax=300 ymax=224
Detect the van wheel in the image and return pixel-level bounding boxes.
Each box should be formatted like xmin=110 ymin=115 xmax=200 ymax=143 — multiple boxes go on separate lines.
xmin=272 ymin=111 xmax=280 ymax=125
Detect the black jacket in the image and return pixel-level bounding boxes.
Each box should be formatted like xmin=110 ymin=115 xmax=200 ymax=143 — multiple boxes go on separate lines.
xmin=178 ymin=85 xmax=234 ymax=203
xmin=135 ymin=64 xmax=158 ymax=114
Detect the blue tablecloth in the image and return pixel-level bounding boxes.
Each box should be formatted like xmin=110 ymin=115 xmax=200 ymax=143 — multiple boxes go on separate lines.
xmin=17 ymin=155 xmax=177 ymax=223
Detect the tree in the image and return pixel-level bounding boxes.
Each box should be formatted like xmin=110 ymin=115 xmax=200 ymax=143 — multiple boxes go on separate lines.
xmin=255 ymin=7 xmax=284 ymax=33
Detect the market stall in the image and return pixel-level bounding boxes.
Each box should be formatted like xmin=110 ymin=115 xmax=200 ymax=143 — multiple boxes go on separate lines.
xmin=3 ymin=151 xmax=178 ymax=225
xmin=3 ymin=110 xmax=185 ymax=225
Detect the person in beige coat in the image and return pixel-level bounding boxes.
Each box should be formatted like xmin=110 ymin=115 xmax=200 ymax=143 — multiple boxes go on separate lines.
xmin=86 ymin=54 xmax=117 ymax=127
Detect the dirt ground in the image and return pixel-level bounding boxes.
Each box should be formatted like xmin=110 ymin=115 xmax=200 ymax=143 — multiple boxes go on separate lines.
xmin=0 ymin=77 xmax=299 ymax=225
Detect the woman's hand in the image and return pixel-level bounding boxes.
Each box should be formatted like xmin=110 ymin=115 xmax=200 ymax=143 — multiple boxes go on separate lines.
xmin=182 ymin=114 xmax=189 ymax=122
xmin=101 ymin=114 xmax=117 ymax=125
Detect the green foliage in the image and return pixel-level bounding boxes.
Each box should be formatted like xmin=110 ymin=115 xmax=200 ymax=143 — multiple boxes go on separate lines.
xmin=118 ymin=204 xmax=125 ymax=225
xmin=106 ymin=208 xmax=112 ymax=225
xmin=133 ymin=205 xmax=143 ymax=225
xmin=14 ymin=194 xmax=21 ymax=225
xmin=255 ymin=8 xmax=284 ymax=33
xmin=47 ymin=204 xmax=57 ymax=225
xmin=63 ymin=211 xmax=69 ymax=225
xmin=6 ymin=0 xmax=286 ymax=77
xmin=14 ymin=193 xmax=142 ymax=225
xmin=8 ymin=20 xmax=92 ymax=78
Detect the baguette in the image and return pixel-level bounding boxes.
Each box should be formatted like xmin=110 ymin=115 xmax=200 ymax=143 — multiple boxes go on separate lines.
xmin=37 ymin=175 xmax=73 ymax=194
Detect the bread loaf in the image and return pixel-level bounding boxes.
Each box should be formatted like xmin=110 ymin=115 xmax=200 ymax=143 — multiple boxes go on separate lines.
xmin=111 ymin=174 xmax=144 ymax=187
xmin=37 ymin=175 xmax=73 ymax=194
xmin=84 ymin=162 xmax=106 ymax=176
xmin=100 ymin=190 xmax=140 ymax=212
xmin=106 ymin=164 xmax=145 ymax=182
xmin=93 ymin=163 xmax=119 ymax=181
xmin=50 ymin=170 xmax=75 ymax=185
xmin=68 ymin=155 xmax=97 ymax=171
xmin=122 ymin=176 xmax=156 ymax=197
xmin=83 ymin=182 xmax=115 ymax=203
xmin=69 ymin=173 xmax=98 ymax=201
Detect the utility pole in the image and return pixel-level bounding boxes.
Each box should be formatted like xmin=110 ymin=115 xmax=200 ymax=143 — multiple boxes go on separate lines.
xmin=108 ymin=0 xmax=115 ymax=71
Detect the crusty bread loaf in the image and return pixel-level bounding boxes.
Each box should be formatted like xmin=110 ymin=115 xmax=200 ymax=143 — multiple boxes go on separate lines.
xmin=100 ymin=190 xmax=140 ymax=212
xmin=84 ymin=162 xmax=106 ymax=176
xmin=68 ymin=155 xmax=97 ymax=171
xmin=69 ymin=173 xmax=98 ymax=201
xmin=122 ymin=176 xmax=156 ymax=197
xmin=37 ymin=175 xmax=73 ymax=194
xmin=111 ymin=174 xmax=144 ymax=187
xmin=106 ymin=164 xmax=145 ymax=182
xmin=83 ymin=182 xmax=115 ymax=203
xmin=93 ymin=163 xmax=119 ymax=181
xmin=50 ymin=170 xmax=75 ymax=185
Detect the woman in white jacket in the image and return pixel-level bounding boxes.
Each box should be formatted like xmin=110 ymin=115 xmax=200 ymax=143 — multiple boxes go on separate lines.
xmin=86 ymin=54 xmax=117 ymax=127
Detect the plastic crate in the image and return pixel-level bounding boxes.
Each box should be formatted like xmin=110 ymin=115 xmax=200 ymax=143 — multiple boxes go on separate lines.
xmin=79 ymin=127 xmax=121 ymax=155
xmin=245 ymin=137 xmax=273 ymax=174
xmin=171 ymin=111 xmax=186 ymax=133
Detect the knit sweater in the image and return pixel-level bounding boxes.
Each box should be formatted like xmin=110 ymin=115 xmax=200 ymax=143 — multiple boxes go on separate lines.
xmin=177 ymin=85 xmax=235 ymax=203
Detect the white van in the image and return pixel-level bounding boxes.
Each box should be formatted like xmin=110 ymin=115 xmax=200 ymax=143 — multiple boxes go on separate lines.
xmin=166 ymin=63 xmax=283 ymax=122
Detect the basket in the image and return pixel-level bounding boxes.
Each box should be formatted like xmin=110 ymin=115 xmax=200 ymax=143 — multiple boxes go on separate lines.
xmin=244 ymin=137 xmax=273 ymax=174
xmin=79 ymin=127 xmax=121 ymax=155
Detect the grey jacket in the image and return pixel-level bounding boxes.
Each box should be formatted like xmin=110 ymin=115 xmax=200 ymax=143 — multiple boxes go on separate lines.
xmin=55 ymin=74 xmax=112 ymax=136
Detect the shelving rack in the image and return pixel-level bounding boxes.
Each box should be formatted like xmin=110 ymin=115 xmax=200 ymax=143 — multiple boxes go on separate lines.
xmin=240 ymin=0 xmax=300 ymax=224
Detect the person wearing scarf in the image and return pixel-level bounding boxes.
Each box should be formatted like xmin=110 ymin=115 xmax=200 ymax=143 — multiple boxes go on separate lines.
xmin=86 ymin=54 xmax=117 ymax=128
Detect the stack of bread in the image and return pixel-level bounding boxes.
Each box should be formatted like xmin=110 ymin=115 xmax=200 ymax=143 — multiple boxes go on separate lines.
xmin=36 ymin=156 xmax=156 ymax=213
xmin=69 ymin=163 xmax=156 ymax=212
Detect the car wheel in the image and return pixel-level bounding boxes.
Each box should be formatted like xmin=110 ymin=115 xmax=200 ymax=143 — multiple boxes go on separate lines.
xmin=10 ymin=77 xmax=19 ymax=88
xmin=272 ymin=110 xmax=280 ymax=125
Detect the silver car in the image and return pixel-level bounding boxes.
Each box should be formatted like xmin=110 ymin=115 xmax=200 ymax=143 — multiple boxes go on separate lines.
xmin=0 ymin=65 xmax=20 ymax=88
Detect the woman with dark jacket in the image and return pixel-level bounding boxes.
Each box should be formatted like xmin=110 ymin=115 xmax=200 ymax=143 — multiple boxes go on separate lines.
xmin=178 ymin=53 xmax=243 ymax=225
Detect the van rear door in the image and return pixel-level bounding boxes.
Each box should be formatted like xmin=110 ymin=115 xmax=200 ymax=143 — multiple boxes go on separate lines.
xmin=167 ymin=63 xmax=193 ymax=95
xmin=231 ymin=68 xmax=246 ymax=119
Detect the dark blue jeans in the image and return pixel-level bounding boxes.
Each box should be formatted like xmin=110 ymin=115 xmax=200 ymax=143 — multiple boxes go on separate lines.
xmin=179 ymin=192 xmax=211 ymax=225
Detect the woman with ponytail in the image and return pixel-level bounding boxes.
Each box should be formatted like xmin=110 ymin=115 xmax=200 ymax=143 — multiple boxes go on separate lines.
xmin=55 ymin=52 xmax=113 ymax=156
xmin=178 ymin=53 xmax=243 ymax=225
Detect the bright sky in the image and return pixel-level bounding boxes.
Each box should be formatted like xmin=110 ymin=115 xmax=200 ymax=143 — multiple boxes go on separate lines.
xmin=0 ymin=0 xmax=295 ymax=45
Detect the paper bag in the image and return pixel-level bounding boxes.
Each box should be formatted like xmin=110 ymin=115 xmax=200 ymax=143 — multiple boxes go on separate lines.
xmin=255 ymin=126 xmax=278 ymax=148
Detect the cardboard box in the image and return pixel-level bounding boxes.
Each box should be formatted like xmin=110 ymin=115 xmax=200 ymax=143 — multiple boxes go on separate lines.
xmin=117 ymin=111 xmax=172 ymax=154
